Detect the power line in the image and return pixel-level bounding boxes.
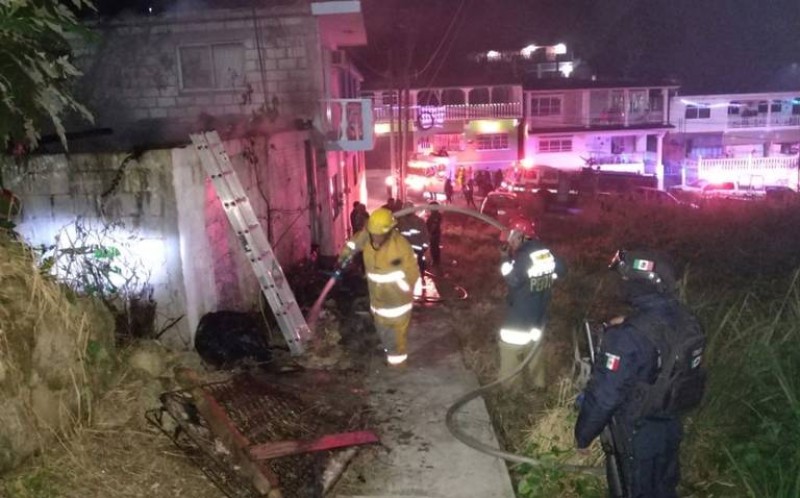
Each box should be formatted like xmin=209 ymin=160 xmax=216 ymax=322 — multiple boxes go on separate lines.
xmin=414 ymin=0 xmax=468 ymax=77
xmin=416 ymin=0 xmax=472 ymax=103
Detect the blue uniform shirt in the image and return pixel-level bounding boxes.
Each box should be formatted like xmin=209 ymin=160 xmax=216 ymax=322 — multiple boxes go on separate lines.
xmin=575 ymin=295 xmax=679 ymax=448
xmin=501 ymin=239 xmax=566 ymax=330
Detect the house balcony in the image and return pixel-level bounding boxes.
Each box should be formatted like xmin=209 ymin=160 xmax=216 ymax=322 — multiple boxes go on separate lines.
xmin=683 ymin=154 xmax=799 ymax=188
xmin=373 ymin=102 xmax=523 ymax=124
xmin=728 ymin=114 xmax=800 ymax=129
xmin=320 ymin=98 xmax=373 ymax=151
xmin=587 ymin=152 xmax=648 ymax=174
xmin=587 ymin=109 xmax=666 ymax=127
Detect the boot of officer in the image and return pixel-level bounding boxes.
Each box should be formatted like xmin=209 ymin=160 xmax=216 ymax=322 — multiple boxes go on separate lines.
xmin=575 ymin=249 xmax=689 ymax=498
xmin=496 ymin=217 xmax=565 ymax=388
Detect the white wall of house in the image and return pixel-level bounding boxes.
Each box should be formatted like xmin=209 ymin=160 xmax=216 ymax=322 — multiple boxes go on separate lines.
xmin=670 ymin=91 xmax=800 ymax=135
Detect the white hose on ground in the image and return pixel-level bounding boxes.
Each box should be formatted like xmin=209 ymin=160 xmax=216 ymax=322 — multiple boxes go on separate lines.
xmin=305 ymin=204 xmax=601 ymax=475
xmin=445 ymin=339 xmax=603 ymax=476
xmin=305 ymin=204 xmax=509 ymax=330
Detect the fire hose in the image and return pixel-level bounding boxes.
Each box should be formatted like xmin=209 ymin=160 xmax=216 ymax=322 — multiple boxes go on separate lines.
xmin=445 ymin=336 xmax=603 ymax=476
xmin=305 ymin=203 xmax=603 ymax=476
xmin=306 ymin=204 xmax=508 ymax=330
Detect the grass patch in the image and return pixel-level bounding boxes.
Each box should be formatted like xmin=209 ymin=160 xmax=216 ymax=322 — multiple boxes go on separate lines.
xmin=443 ymin=199 xmax=800 ymax=497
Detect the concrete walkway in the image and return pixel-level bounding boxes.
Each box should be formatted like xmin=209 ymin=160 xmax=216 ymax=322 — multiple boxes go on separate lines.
xmin=331 ymin=305 xmax=516 ymax=498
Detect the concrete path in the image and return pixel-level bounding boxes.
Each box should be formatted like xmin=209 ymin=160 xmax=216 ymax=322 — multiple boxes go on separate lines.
xmin=331 ymin=306 xmax=516 ymax=498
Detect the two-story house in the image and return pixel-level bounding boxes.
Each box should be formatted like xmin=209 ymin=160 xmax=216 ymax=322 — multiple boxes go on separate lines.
xmin=668 ymin=91 xmax=800 ymax=189
xmin=522 ymin=80 xmax=677 ymax=188
xmin=5 ymin=0 xmax=372 ymax=343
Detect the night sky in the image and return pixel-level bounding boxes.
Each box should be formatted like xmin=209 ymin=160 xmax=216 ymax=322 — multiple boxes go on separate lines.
xmin=354 ymin=0 xmax=800 ymax=94
xmin=91 ymin=0 xmax=800 ymax=94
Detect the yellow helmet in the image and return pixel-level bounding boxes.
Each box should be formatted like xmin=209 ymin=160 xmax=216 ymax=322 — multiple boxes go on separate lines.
xmin=366 ymin=207 xmax=397 ymax=235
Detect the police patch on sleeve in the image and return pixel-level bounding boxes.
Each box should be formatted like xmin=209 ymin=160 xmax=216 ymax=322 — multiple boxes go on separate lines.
xmin=605 ymin=353 xmax=621 ymax=372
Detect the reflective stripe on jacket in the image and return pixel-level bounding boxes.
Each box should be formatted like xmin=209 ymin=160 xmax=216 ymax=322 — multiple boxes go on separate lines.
xmin=340 ymin=229 xmax=420 ymax=317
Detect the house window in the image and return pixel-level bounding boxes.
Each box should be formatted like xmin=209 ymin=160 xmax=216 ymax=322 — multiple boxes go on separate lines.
xmin=728 ymin=101 xmax=741 ymax=115
xmin=476 ymin=133 xmax=509 ymax=150
xmin=179 ymin=43 xmax=245 ymax=90
xmin=538 ymin=136 xmax=572 ymax=153
xmin=530 ymin=96 xmax=561 ymax=116
xmin=757 ymin=101 xmax=769 ymax=113
xmin=771 ymin=100 xmax=783 ymax=113
xmin=433 ymin=133 xmax=463 ymax=151
xmin=685 ymin=105 xmax=710 ymax=119
xmin=793 ymin=98 xmax=800 ymax=115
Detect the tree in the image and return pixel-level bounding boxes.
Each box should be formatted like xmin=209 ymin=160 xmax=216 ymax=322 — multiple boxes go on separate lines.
xmin=0 ymin=0 xmax=94 ymax=153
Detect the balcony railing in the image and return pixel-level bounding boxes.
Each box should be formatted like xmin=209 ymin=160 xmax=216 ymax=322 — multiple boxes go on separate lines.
xmin=373 ymin=102 xmax=522 ymax=123
xmin=684 ymin=154 xmax=799 ymax=187
xmin=587 ymin=109 xmax=666 ymax=127
xmin=320 ymin=98 xmax=373 ymax=151
xmin=728 ymin=114 xmax=800 ymax=129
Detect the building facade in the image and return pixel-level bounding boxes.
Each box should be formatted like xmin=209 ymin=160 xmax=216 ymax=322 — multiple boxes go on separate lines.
xmin=7 ymin=0 xmax=372 ymax=344
xmin=668 ymin=91 xmax=800 ymax=189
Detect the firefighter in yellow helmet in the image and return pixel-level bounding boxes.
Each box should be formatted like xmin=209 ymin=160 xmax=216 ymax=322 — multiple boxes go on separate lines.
xmin=338 ymin=207 xmax=420 ymax=367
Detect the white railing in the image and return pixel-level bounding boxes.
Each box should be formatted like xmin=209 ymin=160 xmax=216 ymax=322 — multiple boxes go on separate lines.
xmin=684 ymin=155 xmax=799 ymax=188
xmin=373 ymin=102 xmax=522 ymax=123
xmin=728 ymin=114 xmax=800 ymax=129
xmin=320 ymin=98 xmax=373 ymax=151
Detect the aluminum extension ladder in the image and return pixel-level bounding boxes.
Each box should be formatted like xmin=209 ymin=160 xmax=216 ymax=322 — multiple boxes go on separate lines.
xmin=190 ymin=131 xmax=309 ymax=355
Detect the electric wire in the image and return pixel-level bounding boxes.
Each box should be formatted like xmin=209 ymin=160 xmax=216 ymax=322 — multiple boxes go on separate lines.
xmin=414 ymin=0 xmax=468 ymax=77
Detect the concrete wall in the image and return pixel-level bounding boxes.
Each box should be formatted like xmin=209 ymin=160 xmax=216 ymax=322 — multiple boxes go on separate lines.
xmin=5 ymin=130 xmax=313 ymax=345
xmin=171 ymin=131 xmax=313 ymax=338
xmin=69 ymin=4 xmax=323 ymax=148
xmin=4 ymin=150 xmax=189 ymax=343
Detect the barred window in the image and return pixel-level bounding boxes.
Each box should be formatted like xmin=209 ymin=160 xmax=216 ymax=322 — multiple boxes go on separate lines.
xmin=530 ymin=96 xmax=562 ymax=116
xmin=476 ymin=133 xmax=509 ymax=150
xmin=179 ymin=43 xmax=245 ymax=90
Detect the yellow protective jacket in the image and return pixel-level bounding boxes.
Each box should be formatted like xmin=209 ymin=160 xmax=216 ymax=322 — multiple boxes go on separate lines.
xmin=340 ymin=229 xmax=420 ymax=319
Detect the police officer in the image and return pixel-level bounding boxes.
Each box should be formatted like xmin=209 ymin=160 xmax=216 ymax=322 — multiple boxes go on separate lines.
xmin=498 ymin=217 xmax=565 ymax=388
xmin=575 ymin=249 xmax=697 ymax=498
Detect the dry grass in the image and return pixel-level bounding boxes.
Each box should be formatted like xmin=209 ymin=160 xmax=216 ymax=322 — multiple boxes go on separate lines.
xmin=2 ymin=358 xmax=224 ymax=498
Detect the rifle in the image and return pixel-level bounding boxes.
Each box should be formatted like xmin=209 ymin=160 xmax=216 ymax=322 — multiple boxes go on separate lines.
xmin=584 ymin=321 xmax=628 ymax=498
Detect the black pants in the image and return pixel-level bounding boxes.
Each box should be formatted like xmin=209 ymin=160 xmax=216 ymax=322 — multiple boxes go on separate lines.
xmin=415 ymin=250 xmax=426 ymax=278
xmin=612 ymin=418 xmax=681 ymax=498
xmin=429 ymin=235 xmax=441 ymax=266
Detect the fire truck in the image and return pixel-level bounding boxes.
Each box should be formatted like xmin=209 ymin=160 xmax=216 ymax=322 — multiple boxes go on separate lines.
xmin=402 ymin=152 xmax=456 ymax=200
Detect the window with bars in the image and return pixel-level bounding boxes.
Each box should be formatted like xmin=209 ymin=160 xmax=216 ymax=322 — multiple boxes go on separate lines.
xmin=685 ymin=105 xmax=710 ymax=119
xmin=530 ymin=96 xmax=562 ymax=116
xmin=178 ymin=43 xmax=245 ymax=90
xmin=538 ymin=136 xmax=572 ymax=153
xmin=476 ymin=133 xmax=509 ymax=150
xmin=433 ymin=133 xmax=463 ymax=151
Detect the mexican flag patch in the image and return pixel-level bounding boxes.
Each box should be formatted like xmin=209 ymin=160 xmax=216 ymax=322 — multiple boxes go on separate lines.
xmin=632 ymin=258 xmax=655 ymax=271
xmin=605 ymin=353 xmax=621 ymax=372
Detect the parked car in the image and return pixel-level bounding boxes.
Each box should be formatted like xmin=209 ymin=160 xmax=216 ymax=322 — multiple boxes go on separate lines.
xmin=479 ymin=191 xmax=528 ymax=225
xmin=602 ymin=187 xmax=698 ymax=210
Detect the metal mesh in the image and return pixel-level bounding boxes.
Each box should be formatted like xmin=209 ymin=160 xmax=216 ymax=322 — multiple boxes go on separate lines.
xmin=153 ymin=372 xmax=367 ymax=498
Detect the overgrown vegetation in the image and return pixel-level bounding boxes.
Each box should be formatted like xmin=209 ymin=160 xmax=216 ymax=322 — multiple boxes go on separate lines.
xmin=442 ymin=198 xmax=800 ymax=497
xmin=0 ymin=0 xmax=94 ymax=151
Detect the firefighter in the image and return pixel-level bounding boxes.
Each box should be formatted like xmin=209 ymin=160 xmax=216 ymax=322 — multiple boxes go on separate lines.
xmin=397 ymin=201 xmax=430 ymax=282
xmin=338 ymin=208 xmax=420 ymax=367
xmin=498 ymin=217 xmax=565 ymax=388
xmin=575 ymin=250 xmax=704 ymax=498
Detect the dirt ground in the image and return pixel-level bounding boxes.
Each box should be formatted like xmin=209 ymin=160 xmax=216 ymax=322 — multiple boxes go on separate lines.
xmin=1 ymin=210 xmax=560 ymax=498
